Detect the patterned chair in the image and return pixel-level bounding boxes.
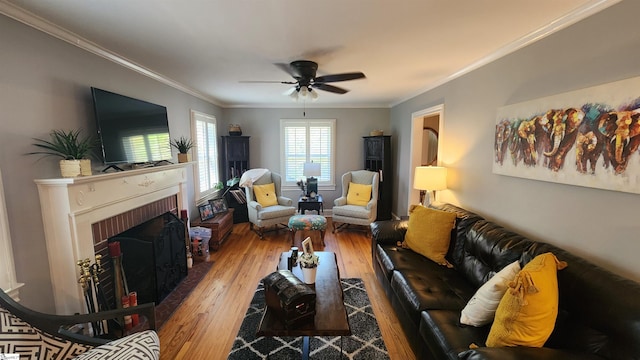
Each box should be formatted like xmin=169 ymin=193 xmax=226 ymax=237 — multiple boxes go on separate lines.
xmin=245 ymin=170 xmax=297 ymax=239
xmin=332 ymin=170 xmax=379 ymax=233
xmin=0 ymin=288 xmax=159 ymax=359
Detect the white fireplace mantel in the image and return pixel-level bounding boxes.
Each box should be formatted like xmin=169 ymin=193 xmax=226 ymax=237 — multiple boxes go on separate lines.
xmin=35 ymin=163 xmax=190 ymax=314
xmin=0 ymin=169 xmax=24 ymax=301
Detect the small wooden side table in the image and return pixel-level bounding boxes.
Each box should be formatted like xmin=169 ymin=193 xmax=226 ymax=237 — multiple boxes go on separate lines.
xmin=191 ymin=208 xmax=234 ymax=251
xmin=298 ymin=194 xmax=323 ymax=214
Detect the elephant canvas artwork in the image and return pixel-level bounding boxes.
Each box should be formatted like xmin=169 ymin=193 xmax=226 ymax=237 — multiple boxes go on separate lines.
xmin=493 ymin=75 xmax=640 ymax=195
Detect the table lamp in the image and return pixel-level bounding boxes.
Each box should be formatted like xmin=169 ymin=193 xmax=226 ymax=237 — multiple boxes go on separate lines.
xmin=303 ymin=162 xmax=321 ymax=197
xmin=414 ymin=166 xmax=447 ymax=205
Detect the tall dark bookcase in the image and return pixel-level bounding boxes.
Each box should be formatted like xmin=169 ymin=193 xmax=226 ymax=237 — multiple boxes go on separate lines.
xmin=363 ymin=135 xmax=392 ymax=220
xmin=221 ymin=136 xmax=250 ymax=181
xmin=221 ymin=136 xmax=250 ymax=223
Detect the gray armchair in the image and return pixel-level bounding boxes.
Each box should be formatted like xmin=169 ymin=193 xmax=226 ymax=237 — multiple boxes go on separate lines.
xmin=245 ymin=170 xmax=297 ymax=239
xmin=332 ymin=170 xmax=379 ymax=232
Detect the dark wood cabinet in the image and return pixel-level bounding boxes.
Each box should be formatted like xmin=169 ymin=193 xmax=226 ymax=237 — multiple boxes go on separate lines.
xmin=221 ymin=136 xmax=250 ymax=181
xmin=363 ymin=135 xmax=392 ymax=220
xmin=220 ymin=136 xmax=250 ymax=223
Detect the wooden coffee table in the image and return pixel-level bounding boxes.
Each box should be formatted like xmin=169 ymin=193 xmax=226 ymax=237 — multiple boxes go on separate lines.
xmin=257 ymin=251 xmax=351 ymax=359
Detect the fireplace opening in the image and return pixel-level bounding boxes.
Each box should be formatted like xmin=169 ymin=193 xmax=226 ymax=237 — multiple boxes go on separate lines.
xmin=109 ymin=212 xmax=187 ymax=306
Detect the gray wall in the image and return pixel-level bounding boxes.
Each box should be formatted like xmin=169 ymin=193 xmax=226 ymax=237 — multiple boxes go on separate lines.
xmin=0 ymin=15 xmax=221 ymax=311
xmin=222 ymin=107 xmax=389 ymax=206
xmin=391 ymin=0 xmax=640 ymax=282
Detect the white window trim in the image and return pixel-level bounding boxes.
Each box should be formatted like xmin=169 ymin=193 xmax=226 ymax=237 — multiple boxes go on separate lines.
xmin=280 ymin=119 xmax=336 ymax=191
xmin=191 ymin=110 xmax=220 ymax=204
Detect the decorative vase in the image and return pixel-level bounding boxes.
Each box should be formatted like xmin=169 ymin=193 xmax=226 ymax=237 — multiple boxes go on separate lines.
xmin=59 ymin=159 xmax=81 ymax=178
xmin=229 ymin=124 xmax=242 ymax=136
xmin=177 ymin=153 xmax=190 ymax=163
xmin=301 ymin=266 xmax=317 ymax=284
xmin=79 ymin=159 xmax=92 ymax=176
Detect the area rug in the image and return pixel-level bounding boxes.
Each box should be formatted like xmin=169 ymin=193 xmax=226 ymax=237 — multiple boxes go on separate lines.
xmin=228 ymin=278 xmax=389 ymax=360
xmin=155 ymin=257 xmax=213 ymax=328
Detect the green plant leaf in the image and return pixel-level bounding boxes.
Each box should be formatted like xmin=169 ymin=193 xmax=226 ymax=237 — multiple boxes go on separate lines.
xmin=27 ymin=129 xmax=97 ymax=160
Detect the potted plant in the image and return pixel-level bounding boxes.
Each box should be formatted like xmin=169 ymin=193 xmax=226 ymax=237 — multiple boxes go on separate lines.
xmin=297 ymin=251 xmax=319 ymax=284
xmin=28 ymin=129 xmax=96 ymax=177
xmin=170 ymin=136 xmax=194 ymax=163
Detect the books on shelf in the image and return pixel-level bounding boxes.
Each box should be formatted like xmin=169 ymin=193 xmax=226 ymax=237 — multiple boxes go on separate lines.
xmin=230 ymin=189 xmax=246 ymax=204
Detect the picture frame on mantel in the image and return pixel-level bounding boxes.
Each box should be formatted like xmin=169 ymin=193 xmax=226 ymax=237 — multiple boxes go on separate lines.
xmin=493 ymin=75 xmax=640 ymax=195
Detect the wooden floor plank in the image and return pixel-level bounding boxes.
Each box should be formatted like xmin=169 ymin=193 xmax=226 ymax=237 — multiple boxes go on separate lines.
xmin=158 ymin=219 xmax=416 ymax=360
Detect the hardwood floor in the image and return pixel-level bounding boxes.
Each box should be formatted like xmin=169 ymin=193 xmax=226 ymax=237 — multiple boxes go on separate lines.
xmin=158 ymin=219 xmax=416 ymax=360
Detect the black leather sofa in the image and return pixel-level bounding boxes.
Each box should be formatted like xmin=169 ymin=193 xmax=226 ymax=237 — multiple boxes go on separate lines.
xmin=371 ymin=202 xmax=640 ymax=360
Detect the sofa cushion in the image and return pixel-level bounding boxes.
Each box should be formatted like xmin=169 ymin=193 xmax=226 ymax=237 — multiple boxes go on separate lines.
xmin=460 ymin=260 xmax=521 ymax=327
xmin=429 ymin=202 xmax=485 ymax=268
xmin=487 ymin=252 xmax=567 ymax=347
xmin=457 ymin=220 xmax=537 ymax=288
xmin=73 ymin=330 xmax=159 ymax=360
xmin=256 ymin=204 xmax=296 ymax=220
xmin=419 ymin=309 xmax=490 ymax=360
xmin=405 ymin=205 xmax=457 ymax=266
xmin=390 ymin=264 xmax=474 ymax=326
xmin=528 ymin=242 xmax=640 ymax=359
xmin=459 ymin=346 xmax=604 ymax=360
xmin=332 ymin=204 xmax=371 ymax=219
xmin=374 ymin=244 xmax=402 ymax=281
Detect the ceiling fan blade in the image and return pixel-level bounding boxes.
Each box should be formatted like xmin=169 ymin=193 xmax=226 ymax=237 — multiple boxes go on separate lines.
xmin=274 ymin=62 xmax=299 ymax=79
xmin=313 ymin=83 xmax=349 ymax=94
xmin=314 ymin=72 xmax=365 ymax=83
xmin=239 ymin=80 xmax=298 ymax=84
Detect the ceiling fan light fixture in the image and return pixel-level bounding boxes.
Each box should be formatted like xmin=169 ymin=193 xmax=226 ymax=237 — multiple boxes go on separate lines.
xmin=309 ymin=88 xmax=319 ymax=101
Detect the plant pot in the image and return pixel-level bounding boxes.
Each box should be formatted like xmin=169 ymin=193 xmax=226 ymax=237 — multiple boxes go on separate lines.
xmin=79 ymin=159 xmax=92 ymax=176
xmin=59 ymin=159 xmax=81 ymax=178
xmin=178 ymin=153 xmax=190 ymax=163
xmin=301 ymin=266 xmax=317 ymax=284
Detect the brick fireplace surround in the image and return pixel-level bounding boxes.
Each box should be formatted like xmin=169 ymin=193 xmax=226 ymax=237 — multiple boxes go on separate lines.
xmin=35 ymin=163 xmax=190 ymax=315
xmin=93 ymin=196 xmax=179 ymax=308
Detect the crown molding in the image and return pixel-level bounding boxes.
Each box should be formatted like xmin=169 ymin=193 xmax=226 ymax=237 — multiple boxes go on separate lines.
xmin=0 ymin=0 xmax=621 ymax=110
xmin=391 ymin=0 xmax=622 ymax=107
xmin=0 ymin=0 xmax=226 ymax=107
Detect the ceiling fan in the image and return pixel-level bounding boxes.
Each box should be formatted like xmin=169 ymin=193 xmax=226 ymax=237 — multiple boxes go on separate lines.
xmin=241 ymin=60 xmax=366 ymax=99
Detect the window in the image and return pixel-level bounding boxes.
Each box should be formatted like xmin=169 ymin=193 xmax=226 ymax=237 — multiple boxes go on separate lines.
xmin=280 ymin=119 xmax=335 ymax=189
xmin=191 ymin=110 xmax=220 ymax=201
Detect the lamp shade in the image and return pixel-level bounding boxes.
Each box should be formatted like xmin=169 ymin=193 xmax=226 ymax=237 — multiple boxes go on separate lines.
xmin=303 ymin=162 xmax=321 ymax=177
xmin=414 ymin=166 xmax=447 ymax=191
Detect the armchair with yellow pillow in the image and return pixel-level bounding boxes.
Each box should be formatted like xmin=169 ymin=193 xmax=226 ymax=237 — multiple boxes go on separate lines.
xmin=332 ymin=170 xmax=379 ymax=233
xmin=371 ymin=202 xmax=640 ymax=360
xmin=244 ymin=170 xmax=296 ymax=239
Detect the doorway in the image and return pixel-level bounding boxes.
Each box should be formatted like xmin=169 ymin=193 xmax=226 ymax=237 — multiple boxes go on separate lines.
xmin=408 ymin=104 xmax=444 ymax=210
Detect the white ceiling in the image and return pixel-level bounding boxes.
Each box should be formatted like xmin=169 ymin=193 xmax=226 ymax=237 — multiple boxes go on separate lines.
xmin=2 ymin=0 xmax=618 ymax=108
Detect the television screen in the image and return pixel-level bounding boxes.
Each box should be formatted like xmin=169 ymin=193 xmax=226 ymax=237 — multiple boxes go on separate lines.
xmin=91 ymin=87 xmax=172 ymax=165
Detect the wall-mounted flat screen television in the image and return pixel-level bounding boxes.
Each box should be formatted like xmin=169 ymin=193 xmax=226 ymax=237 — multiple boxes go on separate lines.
xmin=91 ymin=87 xmax=172 ymax=166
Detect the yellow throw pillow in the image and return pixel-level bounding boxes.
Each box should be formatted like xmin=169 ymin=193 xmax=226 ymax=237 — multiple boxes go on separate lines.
xmin=253 ymin=183 xmax=278 ymax=207
xmin=404 ymin=205 xmax=457 ymax=266
xmin=346 ymin=182 xmax=372 ymax=206
xmin=486 ymin=252 xmax=568 ymax=348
